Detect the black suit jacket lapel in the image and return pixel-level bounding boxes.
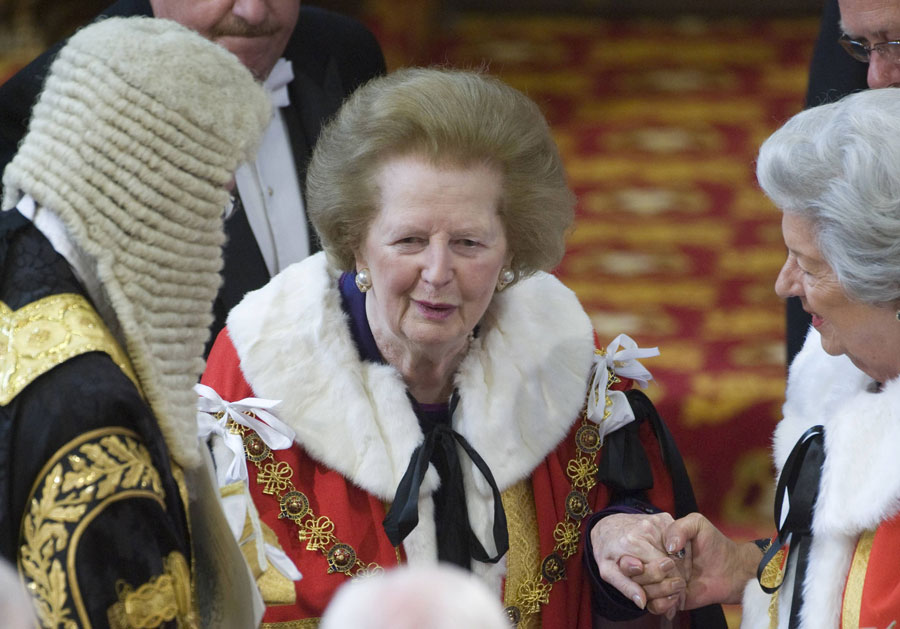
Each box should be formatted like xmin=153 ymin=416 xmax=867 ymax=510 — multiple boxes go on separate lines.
xmin=99 ymin=0 xmax=153 ymax=18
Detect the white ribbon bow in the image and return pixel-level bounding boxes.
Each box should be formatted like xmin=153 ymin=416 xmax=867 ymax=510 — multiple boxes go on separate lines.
xmin=264 ymin=57 xmax=294 ymax=108
xmin=197 ymin=410 xmax=247 ymax=484
xmin=586 ymin=334 xmax=660 ymax=431
xmin=195 ymin=383 xmax=295 ymax=483
xmin=603 ymin=333 xmax=659 ymax=388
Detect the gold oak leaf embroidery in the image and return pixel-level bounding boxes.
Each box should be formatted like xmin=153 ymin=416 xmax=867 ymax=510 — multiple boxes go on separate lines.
xmin=20 ymin=432 xmax=164 ymax=629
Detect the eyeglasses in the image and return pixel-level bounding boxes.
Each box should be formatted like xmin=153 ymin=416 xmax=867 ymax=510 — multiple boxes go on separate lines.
xmin=838 ymin=35 xmax=900 ymax=63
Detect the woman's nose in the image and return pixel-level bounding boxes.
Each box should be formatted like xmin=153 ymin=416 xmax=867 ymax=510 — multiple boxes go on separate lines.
xmin=774 ymin=257 xmax=800 ymax=299
xmin=422 ymin=244 xmax=453 ymax=286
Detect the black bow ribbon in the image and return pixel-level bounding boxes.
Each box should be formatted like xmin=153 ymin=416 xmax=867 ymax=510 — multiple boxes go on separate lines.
xmin=382 ymin=391 xmax=509 ymax=568
xmin=757 ymin=424 xmax=825 ymax=629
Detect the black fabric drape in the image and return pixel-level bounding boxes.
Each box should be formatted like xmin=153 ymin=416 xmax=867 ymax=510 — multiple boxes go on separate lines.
xmin=757 ymin=425 xmax=825 ymax=628
xmin=598 ymin=389 xmax=729 ymax=629
xmin=382 ymin=391 xmax=509 ymax=569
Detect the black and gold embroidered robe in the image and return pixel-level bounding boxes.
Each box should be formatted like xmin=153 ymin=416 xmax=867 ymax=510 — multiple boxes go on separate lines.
xmin=0 ymin=209 xmax=195 ymax=628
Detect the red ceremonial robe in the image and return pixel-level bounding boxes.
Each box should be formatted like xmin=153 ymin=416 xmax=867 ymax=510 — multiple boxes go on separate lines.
xmin=200 ymin=252 xmax=679 ymax=628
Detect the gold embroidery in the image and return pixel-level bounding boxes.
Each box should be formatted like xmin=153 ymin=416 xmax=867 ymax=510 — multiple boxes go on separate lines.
xmin=19 ymin=428 xmax=166 ymax=629
xmin=228 ymin=480 xmax=297 ymax=604
xmin=759 ymin=546 xmax=787 ymax=591
xmin=257 ymin=522 xmax=298 ymax=606
xmin=0 ymin=294 xmax=140 ymax=405
xmin=236 ymin=496 xmax=265 ymax=578
xmin=502 ymin=479 xmax=542 ymax=629
xmin=843 ymin=529 xmax=876 ymax=629
xmin=221 ymin=481 xmax=244 ymax=498
xmin=261 ymin=620 xmax=319 ymax=628
xmin=768 ymin=590 xmax=779 ymax=629
xmin=500 ymin=367 xmax=617 ymax=626
xmin=167 ymin=461 xmax=197 ymax=618
xmin=107 ymin=551 xmax=197 ymax=629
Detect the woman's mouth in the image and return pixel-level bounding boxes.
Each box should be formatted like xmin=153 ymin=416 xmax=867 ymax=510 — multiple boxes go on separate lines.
xmin=415 ymin=300 xmax=456 ymax=321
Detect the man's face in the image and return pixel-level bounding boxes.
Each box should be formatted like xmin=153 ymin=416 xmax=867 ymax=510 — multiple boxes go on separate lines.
xmin=839 ymin=0 xmax=900 ymax=88
xmin=150 ymin=0 xmax=300 ymax=80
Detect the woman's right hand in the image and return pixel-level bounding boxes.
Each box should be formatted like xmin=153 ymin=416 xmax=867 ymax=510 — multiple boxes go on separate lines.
xmin=590 ymin=512 xmax=688 ymax=618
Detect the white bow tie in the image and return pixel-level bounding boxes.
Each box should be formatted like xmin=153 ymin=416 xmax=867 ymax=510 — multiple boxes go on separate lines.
xmin=264 ymin=58 xmax=294 ymax=108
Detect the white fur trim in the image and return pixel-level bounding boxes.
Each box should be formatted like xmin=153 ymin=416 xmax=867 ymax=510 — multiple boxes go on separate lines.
xmin=743 ymin=328 xmax=900 ymax=628
xmin=741 ymin=578 xmax=776 ymax=629
xmin=226 ymin=253 xmax=596 ymax=564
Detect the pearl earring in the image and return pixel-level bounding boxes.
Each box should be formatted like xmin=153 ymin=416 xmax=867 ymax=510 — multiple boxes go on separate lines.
xmin=355 ymin=268 xmax=372 ymax=293
xmin=496 ymin=267 xmax=516 ymax=292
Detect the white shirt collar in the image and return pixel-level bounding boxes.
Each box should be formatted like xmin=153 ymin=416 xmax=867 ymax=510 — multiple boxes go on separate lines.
xmin=264 ymin=58 xmax=293 ymax=108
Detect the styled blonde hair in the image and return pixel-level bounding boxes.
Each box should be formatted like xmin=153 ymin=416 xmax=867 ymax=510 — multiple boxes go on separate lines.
xmin=307 ymin=67 xmax=575 ymax=277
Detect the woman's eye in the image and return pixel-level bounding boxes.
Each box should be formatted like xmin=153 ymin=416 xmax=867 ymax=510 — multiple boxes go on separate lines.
xmin=458 ymin=239 xmax=479 ymax=248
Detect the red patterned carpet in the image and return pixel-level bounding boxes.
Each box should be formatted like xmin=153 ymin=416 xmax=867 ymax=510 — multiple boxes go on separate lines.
xmin=1 ymin=15 xmax=817 ymax=534
xmin=2 ymin=11 xmax=817 ymax=626
xmin=367 ymin=11 xmax=819 ymax=540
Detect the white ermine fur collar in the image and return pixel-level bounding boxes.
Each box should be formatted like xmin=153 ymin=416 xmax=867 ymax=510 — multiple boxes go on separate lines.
xmin=226 ymin=253 xmax=596 ymax=584
xmin=742 ymin=328 xmax=900 ymax=629
xmin=227 ymin=252 xmax=595 ymax=497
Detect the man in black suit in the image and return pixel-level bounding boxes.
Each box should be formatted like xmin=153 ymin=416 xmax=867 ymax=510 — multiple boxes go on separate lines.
xmin=0 ymin=0 xmax=387 ymax=345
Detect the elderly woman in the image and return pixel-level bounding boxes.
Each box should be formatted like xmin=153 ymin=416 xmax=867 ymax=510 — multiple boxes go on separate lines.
xmin=595 ymin=87 xmax=900 ymax=627
xmin=198 ymin=67 xmax=718 ymax=628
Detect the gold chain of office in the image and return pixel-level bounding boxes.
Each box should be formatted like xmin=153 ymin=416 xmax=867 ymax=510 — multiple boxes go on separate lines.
xmin=230 ymin=349 xmax=617 ymax=627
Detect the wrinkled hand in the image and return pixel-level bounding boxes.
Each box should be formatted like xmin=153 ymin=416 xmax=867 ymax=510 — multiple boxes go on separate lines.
xmin=590 ymin=513 xmax=688 ymax=618
xmin=655 ymin=512 xmax=760 ymax=609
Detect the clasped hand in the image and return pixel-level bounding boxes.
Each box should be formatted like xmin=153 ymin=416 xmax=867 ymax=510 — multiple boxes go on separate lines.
xmin=590 ymin=512 xmax=748 ymax=618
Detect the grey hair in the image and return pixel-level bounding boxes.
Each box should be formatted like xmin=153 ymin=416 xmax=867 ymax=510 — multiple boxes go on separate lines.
xmin=306 ymin=67 xmax=575 ymax=275
xmin=1 ymin=16 xmax=270 ymax=468
xmin=756 ymin=87 xmax=900 ymax=306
